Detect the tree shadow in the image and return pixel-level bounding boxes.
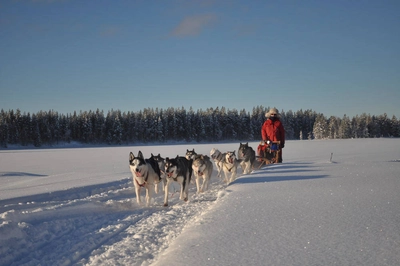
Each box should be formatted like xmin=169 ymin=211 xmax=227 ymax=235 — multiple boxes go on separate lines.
xmin=0 ymin=172 xmax=48 ymax=178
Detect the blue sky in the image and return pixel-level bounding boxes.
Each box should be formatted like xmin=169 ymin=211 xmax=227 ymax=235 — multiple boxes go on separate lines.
xmin=1 ymin=0 xmax=399 ymax=118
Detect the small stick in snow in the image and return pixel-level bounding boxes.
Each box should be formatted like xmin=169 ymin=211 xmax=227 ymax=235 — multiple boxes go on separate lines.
xmin=330 ymin=152 xmax=333 ymax=162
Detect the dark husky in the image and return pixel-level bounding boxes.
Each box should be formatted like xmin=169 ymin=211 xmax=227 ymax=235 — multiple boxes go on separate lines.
xmin=238 ymin=142 xmax=256 ymax=174
xmin=129 ymin=151 xmax=162 ymax=206
xmin=150 ymin=153 xmax=167 ymax=190
xmin=164 ymin=156 xmax=192 ymax=207
xmin=185 ymin=148 xmax=197 ymax=160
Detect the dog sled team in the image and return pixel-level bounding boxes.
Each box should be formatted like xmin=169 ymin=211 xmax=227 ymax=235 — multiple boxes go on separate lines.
xmin=129 ymin=107 xmax=285 ymax=207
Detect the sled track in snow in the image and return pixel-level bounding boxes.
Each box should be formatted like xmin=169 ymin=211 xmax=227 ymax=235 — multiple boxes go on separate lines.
xmin=0 ymin=176 xmax=227 ymax=266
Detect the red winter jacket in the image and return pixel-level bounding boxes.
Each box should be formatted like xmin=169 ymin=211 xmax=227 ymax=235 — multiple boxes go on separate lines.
xmin=261 ymin=118 xmax=285 ymax=147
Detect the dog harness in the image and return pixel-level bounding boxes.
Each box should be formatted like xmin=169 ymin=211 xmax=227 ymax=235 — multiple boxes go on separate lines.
xmin=135 ymin=171 xmax=149 ymax=187
xmin=135 ymin=179 xmax=146 ymax=187
xmin=213 ymin=152 xmax=224 ymax=163
xmin=224 ymin=163 xmax=235 ymax=172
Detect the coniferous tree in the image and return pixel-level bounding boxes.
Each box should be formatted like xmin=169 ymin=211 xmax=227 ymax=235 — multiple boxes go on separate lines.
xmin=328 ymin=116 xmax=339 ymax=139
xmin=1 ymin=107 xmax=399 ymax=147
xmin=338 ymin=115 xmax=351 ymax=139
xmin=313 ymin=114 xmax=328 ymax=139
xmin=282 ymin=110 xmax=295 ymax=140
xmin=113 ymin=115 xmax=123 ymax=145
xmin=391 ymin=115 xmax=399 ymax=137
xmin=0 ymin=111 xmax=9 ymax=148
xmin=31 ymin=114 xmax=41 ymax=147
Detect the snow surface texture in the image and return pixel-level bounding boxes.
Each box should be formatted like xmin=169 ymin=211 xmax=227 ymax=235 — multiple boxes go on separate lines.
xmin=1 ymin=139 xmax=399 ymax=266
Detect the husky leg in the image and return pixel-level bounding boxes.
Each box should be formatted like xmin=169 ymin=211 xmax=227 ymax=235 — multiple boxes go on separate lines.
xmin=223 ymin=170 xmax=229 ymax=184
xmin=145 ymin=185 xmax=152 ymax=207
xmin=195 ymin=174 xmax=201 ymax=193
xmin=229 ymin=171 xmax=237 ymax=183
xmin=183 ymin=174 xmax=189 ymax=201
xmin=201 ymin=175 xmax=209 ymax=192
xmin=134 ymin=180 xmax=142 ymax=205
xmin=154 ymin=182 xmax=159 ymax=194
xmin=163 ymin=179 xmax=170 ymax=207
xmin=217 ymin=162 xmax=223 ymax=179
xmin=179 ymin=179 xmax=185 ymax=200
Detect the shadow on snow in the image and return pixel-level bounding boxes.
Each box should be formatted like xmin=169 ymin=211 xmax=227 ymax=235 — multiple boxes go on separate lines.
xmin=232 ymin=162 xmax=329 ymax=185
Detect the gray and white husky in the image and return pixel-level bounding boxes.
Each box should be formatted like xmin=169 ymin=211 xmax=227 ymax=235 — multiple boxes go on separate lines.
xmin=210 ymin=148 xmax=225 ymax=180
xmin=221 ymin=151 xmax=241 ymax=184
xmin=164 ymin=156 xmax=192 ymax=207
xmin=129 ymin=151 xmax=162 ymax=206
xmin=238 ymin=142 xmax=256 ymax=174
xmin=192 ymin=154 xmax=213 ymax=193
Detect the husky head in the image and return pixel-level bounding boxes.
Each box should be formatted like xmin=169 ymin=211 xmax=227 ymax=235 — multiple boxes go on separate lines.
xmin=151 ymin=153 xmax=166 ymax=178
xmin=129 ymin=151 xmax=148 ymax=185
xmin=238 ymin=142 xmax=250 ymax=158
xmin=164 ymin=157 xmax=178 ymax=179
xmin=210 ymin=148 xmax=221 ymax=161
xmin=225 ymin=151 xmax=236 ymax=164
xmin=185 ymin=149 xmax=197 ymax=160
xmin=192 ymin=155 xmax=209 ymax=176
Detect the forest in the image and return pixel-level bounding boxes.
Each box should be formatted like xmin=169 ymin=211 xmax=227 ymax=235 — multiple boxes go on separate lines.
xmin=0 ymin=106 xmax=399 ymax=148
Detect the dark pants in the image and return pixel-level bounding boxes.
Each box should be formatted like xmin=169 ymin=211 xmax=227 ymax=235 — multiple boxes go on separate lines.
xmin=278 ymin=149 xmax=283 ymax=163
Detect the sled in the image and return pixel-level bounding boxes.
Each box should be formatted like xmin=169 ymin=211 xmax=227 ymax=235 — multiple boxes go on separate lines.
xmin=256 ymin=140 xmax=281 ymax=168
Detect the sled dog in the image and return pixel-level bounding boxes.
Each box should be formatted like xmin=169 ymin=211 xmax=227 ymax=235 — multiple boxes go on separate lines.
xmin=221 ymin=151 xmax=241 ymax=183
xmin=129 ymin=151 xmax=162 ymax=206
xmin=210 ymin=148 xmax=225 ymax=180
xmin=192 ymin=154 xmax=213 ymax=193
xmin=185 ymin=149 xmax=197 ymax=160
xmin=150 ymin=153 xmax=167 ymax=190
xmin=238 ymin=142 xmax=256 ymax=174
xmin=164 ymin=156 xmax=192 ymax=206
xmin=184 ymin=149 xmax=196 ymax=183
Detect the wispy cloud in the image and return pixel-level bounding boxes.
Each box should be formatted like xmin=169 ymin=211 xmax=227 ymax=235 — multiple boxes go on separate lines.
xmin=99 ymin=26 xmax=121 ymax=37
xmin=170 ymin=13 xmax=217 ymax=37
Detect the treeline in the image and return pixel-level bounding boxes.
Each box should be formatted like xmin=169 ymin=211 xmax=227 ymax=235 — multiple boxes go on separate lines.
xmin=0 ymin=107 xmax=399 ymax=148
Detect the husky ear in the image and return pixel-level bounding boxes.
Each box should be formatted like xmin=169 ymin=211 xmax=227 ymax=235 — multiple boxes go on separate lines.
xmin=129 ymin=152 xmax=134 ymax=162
xmin=138 ymin=151 xmax=144 ymax=159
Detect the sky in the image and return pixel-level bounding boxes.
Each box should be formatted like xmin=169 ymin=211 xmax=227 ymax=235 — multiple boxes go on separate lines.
xmin=1 ymin=139 xmax=399 ymax=265
xmin=1 ymin=0 xmax=399 ymax=118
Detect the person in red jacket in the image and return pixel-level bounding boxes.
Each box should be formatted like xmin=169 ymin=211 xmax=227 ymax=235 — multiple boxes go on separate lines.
xmin=261 ymin=107 xmax=285 ymax=163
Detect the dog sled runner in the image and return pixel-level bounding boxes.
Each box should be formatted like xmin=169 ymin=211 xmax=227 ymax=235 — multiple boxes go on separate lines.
xmin=256 ymin=140 xmax=281 ymax=168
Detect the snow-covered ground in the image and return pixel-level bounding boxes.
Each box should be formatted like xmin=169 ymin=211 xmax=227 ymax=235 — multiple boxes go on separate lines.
xmin=1 ymin=139 xmax=399 ymax=266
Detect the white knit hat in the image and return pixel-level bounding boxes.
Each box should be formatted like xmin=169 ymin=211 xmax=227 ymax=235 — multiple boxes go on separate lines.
xmin=265 ymin=107 xmax=279 ymax=118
